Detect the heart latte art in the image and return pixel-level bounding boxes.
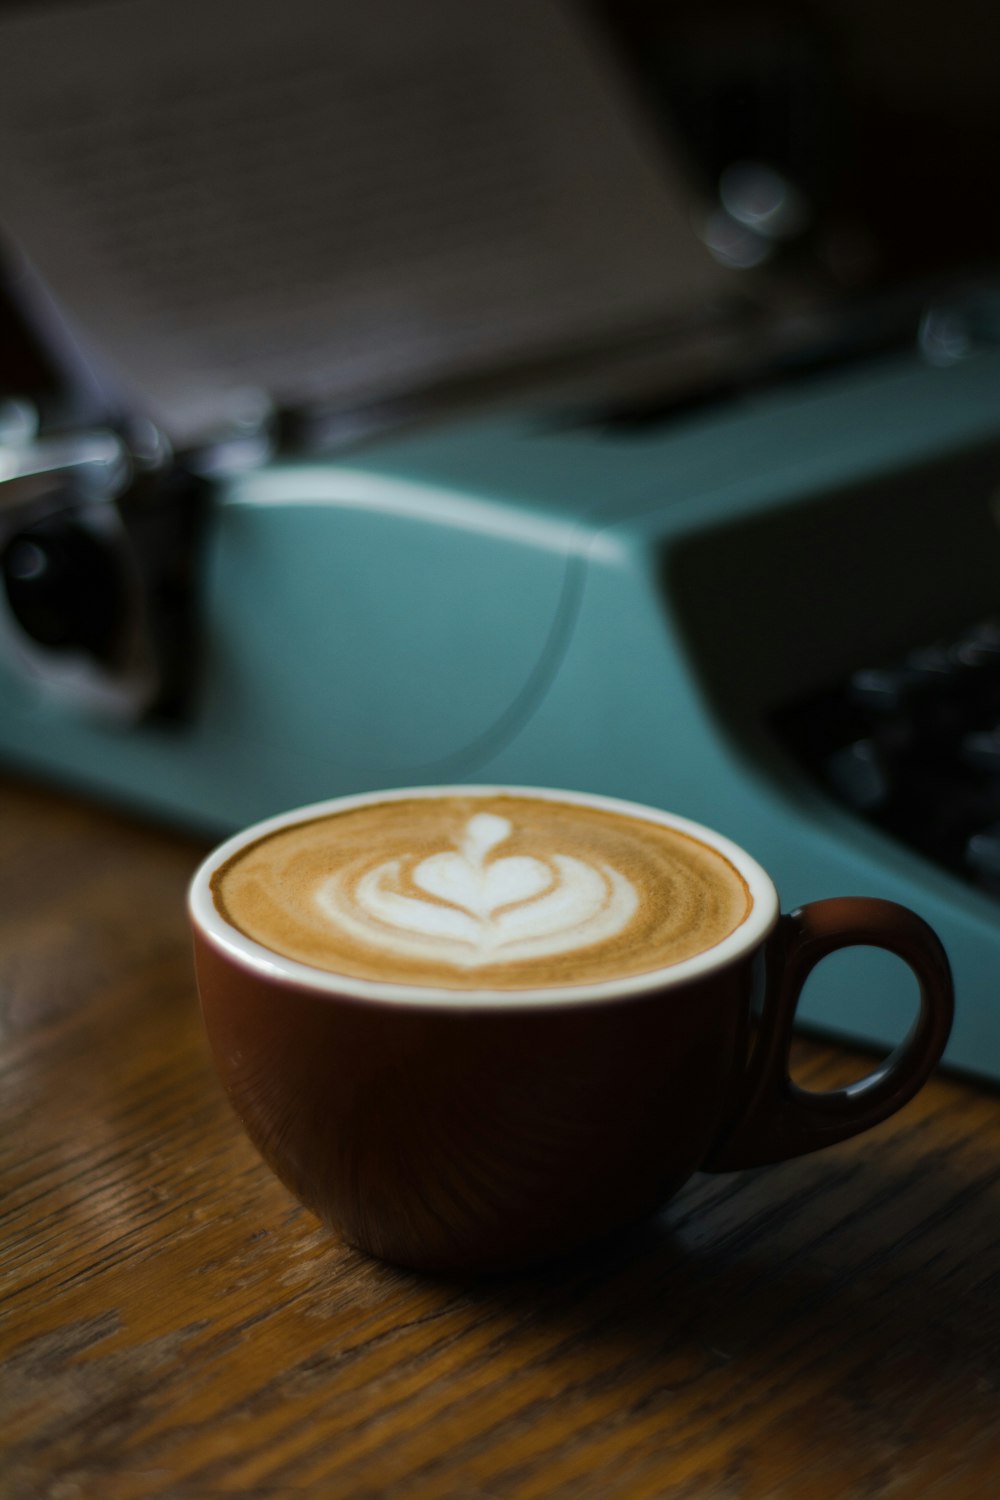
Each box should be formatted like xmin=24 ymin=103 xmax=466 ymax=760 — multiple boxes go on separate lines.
xmin=213 ymin=794 xmax=752 ymax=990
xmin=316 ymin=811 xmax=638 ymax=968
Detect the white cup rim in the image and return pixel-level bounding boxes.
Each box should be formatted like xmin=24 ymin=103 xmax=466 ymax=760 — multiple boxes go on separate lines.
xmin=188 ymin=785 xmax=781 ymax=1009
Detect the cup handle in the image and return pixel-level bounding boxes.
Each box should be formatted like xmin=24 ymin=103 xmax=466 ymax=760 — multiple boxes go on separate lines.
xmin=704 ymin=897 xmax=954 ymax=1172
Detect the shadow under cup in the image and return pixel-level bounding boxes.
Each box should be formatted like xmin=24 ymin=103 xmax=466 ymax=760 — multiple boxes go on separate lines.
xmin=189 ymin=787 xmax=954 ymax=1273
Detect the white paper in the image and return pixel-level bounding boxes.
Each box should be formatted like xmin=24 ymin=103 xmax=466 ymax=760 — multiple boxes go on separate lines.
xmin=0 ymin=0 xmax=725 ymax=445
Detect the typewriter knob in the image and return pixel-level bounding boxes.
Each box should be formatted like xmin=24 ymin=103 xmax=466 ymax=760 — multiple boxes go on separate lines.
xmin=1 ymin=513 xmax=128 ymax=665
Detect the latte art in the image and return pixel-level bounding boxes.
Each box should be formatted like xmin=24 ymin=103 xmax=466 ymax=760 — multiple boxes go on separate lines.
xmin=213 ymin=793 xmax=751 ymax=990
xmin=315 ymin=812 xmax=639 ymax=968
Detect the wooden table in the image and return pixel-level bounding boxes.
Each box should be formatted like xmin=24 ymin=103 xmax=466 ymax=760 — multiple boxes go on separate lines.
xmin=2 ymin=772 xmax=999 ymax=1500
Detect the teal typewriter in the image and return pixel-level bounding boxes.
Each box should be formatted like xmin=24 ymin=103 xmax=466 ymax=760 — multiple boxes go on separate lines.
xmin=2 ymin=0 xmax=1000 ymax=1079
xmin=4 ymin=309 xmax=1000 ymax=1080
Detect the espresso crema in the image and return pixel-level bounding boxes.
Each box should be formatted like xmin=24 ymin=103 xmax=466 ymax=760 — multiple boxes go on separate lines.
xmin=212 ymin=794 xmax=752 ymax=990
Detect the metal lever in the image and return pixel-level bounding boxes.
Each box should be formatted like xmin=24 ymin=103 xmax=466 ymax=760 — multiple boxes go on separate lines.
xmin=0 ymin=403 xmax=203 ymax=722
xmin=0 ymin=428 xmax=130 ymax=507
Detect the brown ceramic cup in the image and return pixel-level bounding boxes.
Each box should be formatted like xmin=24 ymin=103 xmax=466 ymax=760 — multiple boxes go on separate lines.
xmin=189 ymin=787 xmax=954 ymax=1273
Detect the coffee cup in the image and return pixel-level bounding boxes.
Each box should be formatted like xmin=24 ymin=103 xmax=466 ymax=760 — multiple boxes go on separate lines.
xmin=189 ymin=785 xmax=954 ymax=1272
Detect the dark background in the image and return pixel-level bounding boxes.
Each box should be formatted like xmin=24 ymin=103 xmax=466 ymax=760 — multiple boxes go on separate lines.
xmin=593 ymin=0 xmax=1000 ymax=286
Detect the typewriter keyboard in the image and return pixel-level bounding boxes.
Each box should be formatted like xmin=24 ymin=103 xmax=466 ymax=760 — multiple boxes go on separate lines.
xmin=773 ymin=615 xmax=1000 ymax=895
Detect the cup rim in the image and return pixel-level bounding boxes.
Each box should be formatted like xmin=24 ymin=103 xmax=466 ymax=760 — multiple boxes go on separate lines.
xmin=188 ymin=785 xmax=781 ymax=1009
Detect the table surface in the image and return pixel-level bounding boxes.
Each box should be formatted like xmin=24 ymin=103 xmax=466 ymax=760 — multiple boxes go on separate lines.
xmin=2 ymin=773 xmax=999 ymax=1500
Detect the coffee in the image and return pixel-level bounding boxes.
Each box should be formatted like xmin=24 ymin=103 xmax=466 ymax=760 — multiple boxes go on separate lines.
xmin=212 ymin=792 xmax=751 ymax=990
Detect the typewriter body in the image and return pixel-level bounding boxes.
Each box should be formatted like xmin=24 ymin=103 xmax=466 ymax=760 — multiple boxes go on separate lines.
xmin=3 ymin=0 xmax=1000 ymax=1077
xmin=3 ymin=323 xmax=1000 ymax=1079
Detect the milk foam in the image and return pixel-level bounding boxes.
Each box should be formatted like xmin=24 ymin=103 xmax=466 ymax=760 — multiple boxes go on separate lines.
xmin=315 ymin=812 xmax=638 ymax=968
xmin=212 ymin=793 xmax=752 ymax=990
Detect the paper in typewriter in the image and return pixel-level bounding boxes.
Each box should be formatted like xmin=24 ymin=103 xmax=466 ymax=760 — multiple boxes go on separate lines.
xmin=0 ymin=0 xmax=726 ymax=446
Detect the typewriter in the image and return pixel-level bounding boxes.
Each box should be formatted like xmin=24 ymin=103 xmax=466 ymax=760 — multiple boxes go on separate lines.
xmin=2 ymin=0 xmax=1000 ymax=1080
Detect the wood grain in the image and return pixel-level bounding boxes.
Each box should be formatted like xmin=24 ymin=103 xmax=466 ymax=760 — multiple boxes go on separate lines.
xmin=2 ymin=772 xmax=999 ymax=1499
